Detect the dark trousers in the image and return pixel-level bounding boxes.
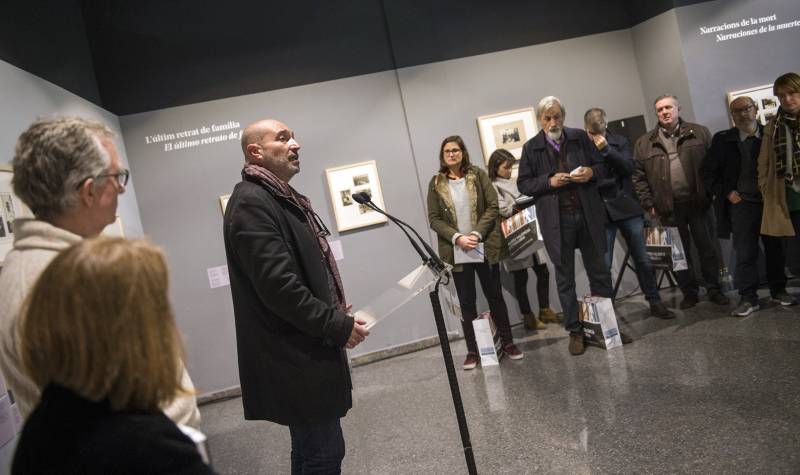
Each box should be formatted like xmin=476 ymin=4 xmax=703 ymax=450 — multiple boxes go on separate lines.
xmin=289 ymin=418 xmax=345 ymax=475
xmin=510 ymin=263 xmax=550 ymax=314
xmin=605 ymin=215 xmax=661 ymax=303
xmin=792 ymin=210 xmax=800 ymax=237
xmin=672 ymin=202 xmax=721 ymax=296
xmin=453 ymin=262 xmax=514 ymax=354
xmin=730 ymin=200 xmax=786 ymax=303
xmin=553 ymin=210 xmax=613 ymax=334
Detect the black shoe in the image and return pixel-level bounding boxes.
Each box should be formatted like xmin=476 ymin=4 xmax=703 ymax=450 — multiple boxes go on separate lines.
xmin=620 ymin=332 xmax=633 ymax=345
xmin=708 ymin=290 xmax=730 ymax=306
xmin=679 ymin=294 xmax=699 ymax=309
xmin=650 ymin=302 xmax=676 ymax=319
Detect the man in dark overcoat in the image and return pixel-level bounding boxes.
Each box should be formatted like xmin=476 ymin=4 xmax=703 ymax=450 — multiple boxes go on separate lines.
xmin=518 ymin=96 xmax=630 ymax=356
xmin=701 ymin=96 xmax=795 ymax=316
xmin=223 ymin=119 xmax=370 ymax=473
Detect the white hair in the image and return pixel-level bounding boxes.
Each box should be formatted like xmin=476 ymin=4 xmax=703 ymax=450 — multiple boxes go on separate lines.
xmin=537 ymin=96 xmax=565 ymax=119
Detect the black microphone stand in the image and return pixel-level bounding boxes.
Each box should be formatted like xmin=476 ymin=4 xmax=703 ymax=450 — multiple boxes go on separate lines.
xmin=352 ymin=193 xmax=478 ymax=475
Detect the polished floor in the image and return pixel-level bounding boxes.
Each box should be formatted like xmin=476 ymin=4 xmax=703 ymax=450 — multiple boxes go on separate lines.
xmin=199 ymin=287 xmax=800 ymax=474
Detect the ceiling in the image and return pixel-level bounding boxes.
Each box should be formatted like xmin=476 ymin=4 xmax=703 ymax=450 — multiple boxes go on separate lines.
xmin=0 ymin=0 xmax=709 ymax=115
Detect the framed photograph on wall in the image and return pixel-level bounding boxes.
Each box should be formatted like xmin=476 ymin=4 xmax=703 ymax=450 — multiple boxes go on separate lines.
xmin=476 ymin=107 xmax=537 ymax=164
xmin=325 ymin=160 xmax=388 ymax=232
xmin=727 ymin=84 xmax=779 ymax=126
xmin=0 ymin=165 xmax=33 ymax=265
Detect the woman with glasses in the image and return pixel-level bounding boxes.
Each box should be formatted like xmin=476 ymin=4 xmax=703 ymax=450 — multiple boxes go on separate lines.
xmin=12 ymin=238 xmax=216 ymax=474
xmin=427 ymin=135 xmax=523 ymax=370
xmin=487 ymin=148 xmax=558 ymax=331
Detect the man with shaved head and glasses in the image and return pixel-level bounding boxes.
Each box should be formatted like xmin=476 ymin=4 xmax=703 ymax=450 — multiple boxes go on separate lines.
xmin=0 ymin=116 xmax=200 ymax=427
xmin=223 ymin=119 xmax=369 ymax=473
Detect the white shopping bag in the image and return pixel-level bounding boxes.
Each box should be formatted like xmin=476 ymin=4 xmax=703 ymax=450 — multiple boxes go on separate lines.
xmin=644 ymin=225 xmax=688 ymax=271
xmin=472 ymin=312 xmax=501 ymax=366
xmin=578 ymin=296 xmax=622 ymax=350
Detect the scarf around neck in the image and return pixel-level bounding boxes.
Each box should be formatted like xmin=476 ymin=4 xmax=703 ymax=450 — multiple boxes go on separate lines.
xmin=774 ymin=108 xmax=800 ymax=181
xmin=242 ymin=163 xmax=348 ymax=309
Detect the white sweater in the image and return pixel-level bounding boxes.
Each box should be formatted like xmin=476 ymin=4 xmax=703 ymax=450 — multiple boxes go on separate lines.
xmin=0 ymin=219 xmax=201 ymax=428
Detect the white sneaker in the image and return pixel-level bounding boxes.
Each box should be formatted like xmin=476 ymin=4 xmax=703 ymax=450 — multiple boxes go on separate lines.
xmin=771 ymin=292 xmax=798 ymax=306
xmin=731 ymin=301 xmax=759 ymax=317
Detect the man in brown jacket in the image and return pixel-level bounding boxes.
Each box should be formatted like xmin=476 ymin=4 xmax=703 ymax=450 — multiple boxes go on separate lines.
xmin=632 ymin=95 xmax=730 ymax=309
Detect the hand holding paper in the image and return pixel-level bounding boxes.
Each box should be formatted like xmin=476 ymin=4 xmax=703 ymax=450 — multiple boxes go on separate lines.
xmin=569 ymin=166 xmax=593 ymax=183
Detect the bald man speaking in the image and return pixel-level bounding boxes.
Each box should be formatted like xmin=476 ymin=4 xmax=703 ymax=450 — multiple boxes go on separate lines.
xmin=223 ymin=119 xmax=369 ymax=473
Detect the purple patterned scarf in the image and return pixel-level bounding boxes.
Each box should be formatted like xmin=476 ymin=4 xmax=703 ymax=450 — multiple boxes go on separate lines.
xmin=243 ymin=163 xmax=348 ymax=310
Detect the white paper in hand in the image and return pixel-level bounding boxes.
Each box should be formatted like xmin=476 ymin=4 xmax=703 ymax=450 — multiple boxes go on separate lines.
xmin=454 ymin=242 xmax=484 ymax=264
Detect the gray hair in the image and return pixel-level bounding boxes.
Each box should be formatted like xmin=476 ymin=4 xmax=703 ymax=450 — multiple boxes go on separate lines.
xmin=584 ymin=107 xmax=607 ymax=127
xmin=536 ymin=96 xmax=565 ymax=119
xmin=12 ymin=117 xmax=116 ymax=219
xmin=729 ymin=95 xmax=757 ymax=110
xmin=653 ymin=94 xmax=679 ymax=108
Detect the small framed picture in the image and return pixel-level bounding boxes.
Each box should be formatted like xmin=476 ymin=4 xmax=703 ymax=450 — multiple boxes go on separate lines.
xmin=0 ymin=165 xmax=33 ymax=265
xmin=325 ymin=160 xmax=388 ymax=232
xmin=727 ymin=84 xmax=779 ymax=126
xmin=476 ymin=107 xmax=537 ymax=164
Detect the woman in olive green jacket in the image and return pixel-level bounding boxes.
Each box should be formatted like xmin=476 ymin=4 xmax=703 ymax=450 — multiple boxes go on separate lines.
xmin=427 ymin=135 xmax=522 ymax=370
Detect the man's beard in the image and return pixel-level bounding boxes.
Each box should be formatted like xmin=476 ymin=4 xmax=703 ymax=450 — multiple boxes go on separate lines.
xmin=546 ymin=127 xmax=563 ymax=141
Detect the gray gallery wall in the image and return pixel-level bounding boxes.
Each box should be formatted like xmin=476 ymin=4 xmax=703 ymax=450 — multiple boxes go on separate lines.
xmin=632 ymin=9 xmax=697 ymax=130
xmin=0 ymin=59 xmax=144 ymax=239
xmin=677 ymin=0 xmax=800 ymax=133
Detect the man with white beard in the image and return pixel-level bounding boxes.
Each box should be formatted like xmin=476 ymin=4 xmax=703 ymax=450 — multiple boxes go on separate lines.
xmin=518 ymin=96 xmax=632 ymax=356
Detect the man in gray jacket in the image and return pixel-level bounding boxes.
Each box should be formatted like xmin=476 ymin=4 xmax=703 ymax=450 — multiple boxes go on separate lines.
xmin=0 ymin=117 xmax=200 ymax=426
xmin=632 ymin=95 xmax=729 ymax=309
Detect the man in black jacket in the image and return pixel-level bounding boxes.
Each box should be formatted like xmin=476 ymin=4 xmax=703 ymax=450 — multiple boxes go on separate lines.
xmin=584 ymin=108 xmax=674 ymax=319
xmin=223 ymin=119 xmax=370 ymax=473
xmin=701 ymin=97 xmax=796 ymax=316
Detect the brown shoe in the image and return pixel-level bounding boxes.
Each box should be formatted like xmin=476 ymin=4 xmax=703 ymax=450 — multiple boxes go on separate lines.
xmin=538 ymin=308 xmax=559 ymax=324
xmin=568 ymin=333 xmax=585 ymax=355
xmin=620 ymin=332 xmax=633 ymax=345
xmin=522 ymin=312 xmax=537 ymax=331
xmin=650 ymin=302 xmax=676 ymax=319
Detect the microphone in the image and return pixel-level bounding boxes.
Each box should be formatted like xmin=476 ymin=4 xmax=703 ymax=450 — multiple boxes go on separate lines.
xmin=350 ymin=192 xmax=446 ymax=272
xmin=351 ymin=192 xmax=371 ymax=204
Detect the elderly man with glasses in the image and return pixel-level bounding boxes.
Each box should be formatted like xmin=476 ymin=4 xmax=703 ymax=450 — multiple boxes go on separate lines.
xmin=702 ymin=97 xmax=796 ymax=316
xmin=0 ymin=117 xmax=200 ymax=426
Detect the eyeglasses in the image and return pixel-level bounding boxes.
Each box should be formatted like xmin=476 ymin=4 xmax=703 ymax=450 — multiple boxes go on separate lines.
xmin=731 ymin=104 xmax=755 ymax=115
xmin=97 ymin=169 xmax=130 ymax=188
xmin=444 ymin=148 xmax=462 ymax=155
xmin=79 ymin=168 xmax=130 ymax=190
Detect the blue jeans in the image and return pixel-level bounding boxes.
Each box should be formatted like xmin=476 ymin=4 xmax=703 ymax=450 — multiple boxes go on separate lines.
xmin=605 ymin=215 xmax=661 ymax=303
xmin=289 ymin=418 xmax=345 ymax=474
